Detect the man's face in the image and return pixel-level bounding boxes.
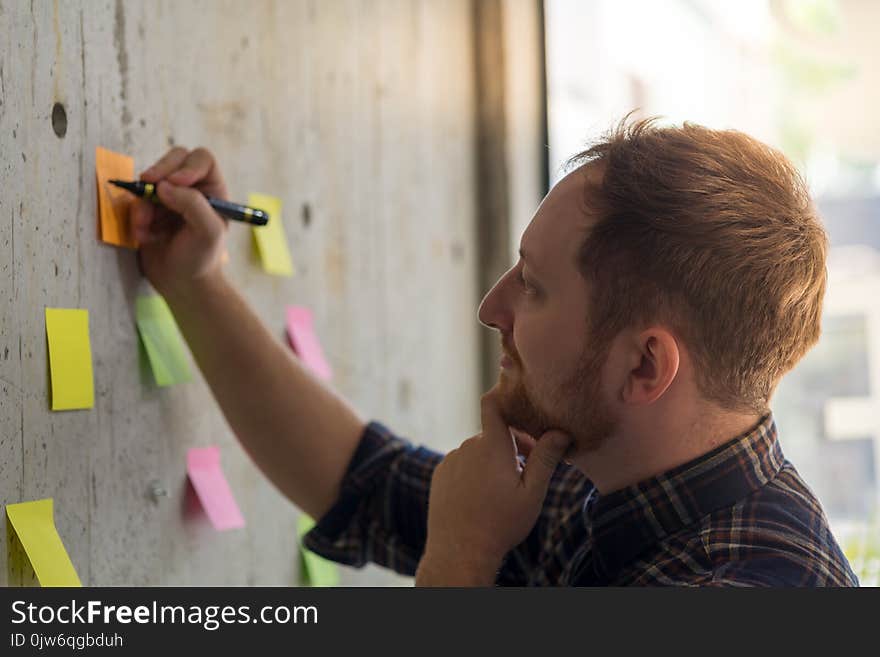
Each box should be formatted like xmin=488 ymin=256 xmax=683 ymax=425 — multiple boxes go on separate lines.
xmin=478 ymin=166 xmax=618 ymax=453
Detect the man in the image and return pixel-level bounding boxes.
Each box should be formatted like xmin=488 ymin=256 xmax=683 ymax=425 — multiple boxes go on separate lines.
xmin=133 ymin=117 xmax=858 ymax=586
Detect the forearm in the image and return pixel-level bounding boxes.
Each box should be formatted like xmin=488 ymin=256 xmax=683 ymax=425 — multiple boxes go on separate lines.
xmin=165 ymin=272 xmax=365 ymax=520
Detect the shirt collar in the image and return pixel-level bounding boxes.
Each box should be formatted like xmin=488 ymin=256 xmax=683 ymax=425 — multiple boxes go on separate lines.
xmin=583 ymin=413 xmax=784 ymax=580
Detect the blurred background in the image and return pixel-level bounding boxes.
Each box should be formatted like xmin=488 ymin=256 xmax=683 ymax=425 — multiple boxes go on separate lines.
xmin=545 ymin=0 xmax=880 ymax=585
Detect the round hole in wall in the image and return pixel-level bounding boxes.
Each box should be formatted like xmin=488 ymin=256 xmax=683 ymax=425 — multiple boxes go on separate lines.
xmin=51 ymin=102 xmax=67 ymax=138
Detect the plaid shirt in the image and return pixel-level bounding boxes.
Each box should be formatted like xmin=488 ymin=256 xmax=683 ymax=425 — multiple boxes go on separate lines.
xmin=304 ymin=413 xmax=858 ymax=586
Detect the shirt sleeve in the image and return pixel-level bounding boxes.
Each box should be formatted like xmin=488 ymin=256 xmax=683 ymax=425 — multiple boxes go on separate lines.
xmin=302 ymin=421 xmax=442 ymax=577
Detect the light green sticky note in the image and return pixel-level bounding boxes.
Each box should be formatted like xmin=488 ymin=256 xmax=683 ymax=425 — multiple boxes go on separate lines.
xmin=135 ymin=295 xmax=191 ymax=387
xmin=45 ymin=308 xmax=95 ymax=411
xmin=6 ymin=499 xmax=82 ymax=587
xmin=297 ymin=514 xmax=339 ymax=587
xmin=249 ymin=193 xmax=294 ymax=277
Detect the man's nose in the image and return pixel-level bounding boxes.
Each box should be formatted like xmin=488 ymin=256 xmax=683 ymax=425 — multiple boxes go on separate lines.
xmin=478 ymin=272 xmax=513 ymax=332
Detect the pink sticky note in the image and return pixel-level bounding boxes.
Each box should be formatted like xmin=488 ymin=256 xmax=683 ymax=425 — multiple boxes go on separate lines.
xmin=286 ymin=306 xmax=333 ymax=381
xmin=186 ymin=447 xmax=245 ymax=531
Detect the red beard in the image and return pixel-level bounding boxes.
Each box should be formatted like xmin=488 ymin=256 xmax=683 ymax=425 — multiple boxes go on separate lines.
xmin=496 ymin=340 xmax=617 ymax=453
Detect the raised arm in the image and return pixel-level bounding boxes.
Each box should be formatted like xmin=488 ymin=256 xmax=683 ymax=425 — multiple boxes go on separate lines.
xmin=132 ymin=147 xmax=364 ymax=520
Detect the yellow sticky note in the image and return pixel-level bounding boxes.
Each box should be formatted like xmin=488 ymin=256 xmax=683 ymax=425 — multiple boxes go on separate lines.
xmin=45 ymin=308 xmax=95 ymax=411
xmin=96 ymin=146 xmax=137 ymax=248
xmin=6 ymin=499 xmax=82 ymax=587
xmin=249 ymin=193 xmax=294 ymax=276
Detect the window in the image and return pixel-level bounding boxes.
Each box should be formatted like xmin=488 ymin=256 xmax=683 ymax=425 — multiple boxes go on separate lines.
xmin=545 ymin=0 xmax=880 ymax=584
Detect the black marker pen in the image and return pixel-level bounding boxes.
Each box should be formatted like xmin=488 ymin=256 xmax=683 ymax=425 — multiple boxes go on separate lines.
xmin=108 ymin=179 xmax=270 ymax=226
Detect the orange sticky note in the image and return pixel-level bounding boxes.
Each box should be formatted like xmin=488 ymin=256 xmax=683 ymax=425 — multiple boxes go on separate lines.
xmin=95 ymin=146 xmax=137 ymax=248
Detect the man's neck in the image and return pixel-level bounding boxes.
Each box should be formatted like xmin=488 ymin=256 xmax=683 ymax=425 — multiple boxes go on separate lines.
xmin=570 ymin=405 xmax=763 ymax=495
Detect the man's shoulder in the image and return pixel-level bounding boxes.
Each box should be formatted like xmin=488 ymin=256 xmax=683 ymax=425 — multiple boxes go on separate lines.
xmin=696 ymin=460 xmax=858 ymax=586
xmin=735 ymin=460 xmax=828 ymax=529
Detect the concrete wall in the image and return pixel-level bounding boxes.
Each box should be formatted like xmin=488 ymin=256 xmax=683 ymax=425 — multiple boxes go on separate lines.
xmin=0 ymin=0 xmax=485 ymax=586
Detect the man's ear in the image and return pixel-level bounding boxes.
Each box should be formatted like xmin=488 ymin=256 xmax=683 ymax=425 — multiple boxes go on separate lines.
xmin=621 ymin=328 xmax=680 ymax=405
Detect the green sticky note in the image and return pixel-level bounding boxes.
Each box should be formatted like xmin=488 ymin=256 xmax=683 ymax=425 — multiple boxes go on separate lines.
xmin=249 ymin=193 xmax=294 ymax=277
xmin=6 ymin=499 xmax=82 ymax=587
xmin=298 ymin=515 xmax=339 ymax=587
xmin=135 ymin=295 xmax=191 ymax=386
xmin=45 ymin=308 xmax=95 ymax=411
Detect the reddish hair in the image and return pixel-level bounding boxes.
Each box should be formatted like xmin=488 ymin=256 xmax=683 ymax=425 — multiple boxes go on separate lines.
xmin=568 ymin=116 xmax=828 ymax=413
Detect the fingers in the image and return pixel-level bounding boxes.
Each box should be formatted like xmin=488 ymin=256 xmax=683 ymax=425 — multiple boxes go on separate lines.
xmin=140 ymin=146 xmax=189 ymax=182
xmin=133 ymin=203 xmax=187 ymax=246
xmin=167 ymin=147 xmax=225 ymax=191
xmin=480 ymin=391 xmax=517 ymax=463
xmin=131 ymin=199 xmax=157 ymax=244
xmin=521 ymin=430 xmax=573 ymax=493
xmin=510 ymin=427 xmax=536 ymax=458
xmin=480 ymin=387 xmax=511 ymax=440
xmin=140 ymin=147 xmax=228 ymax=198
xmin=155 ymin=181 xmax=224 ymax=238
